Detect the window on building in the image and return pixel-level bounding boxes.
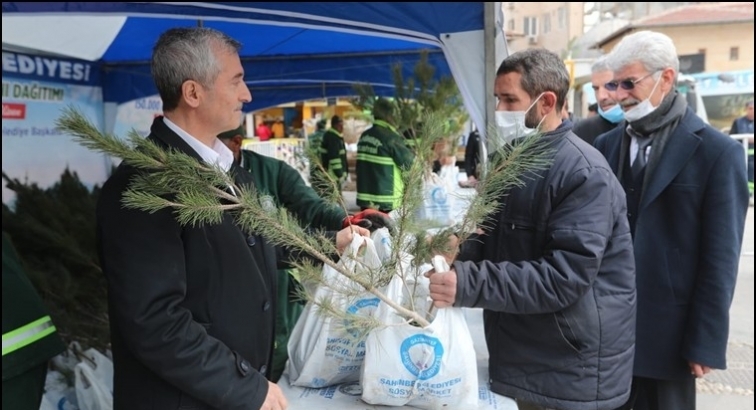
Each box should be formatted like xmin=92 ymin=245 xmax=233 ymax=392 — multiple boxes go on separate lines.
xmin=523 ymin=16 xmax=538 ymax=36
xmin=730 ymin=46 xmax=739 ymax=61
xmin=557 ymin=7 xmax=567 ymax=29
xmin=508 ymin=19 xmax=515 ymax=31
xmin=542 ymin=13 xmax=551 ymax=34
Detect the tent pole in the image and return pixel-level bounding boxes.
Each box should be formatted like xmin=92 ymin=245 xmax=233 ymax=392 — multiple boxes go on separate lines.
xmin=197 ymin=20 xmax=203 ymax=28
xmin=482 ymin=2 xmax=497 ymax=166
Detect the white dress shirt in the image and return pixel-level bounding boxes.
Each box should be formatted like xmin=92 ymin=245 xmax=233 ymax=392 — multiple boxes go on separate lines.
xmin=628 ymin=130 xmax=652 ymax=165
xmin=163 ymin=117 xmax=235 ymax=173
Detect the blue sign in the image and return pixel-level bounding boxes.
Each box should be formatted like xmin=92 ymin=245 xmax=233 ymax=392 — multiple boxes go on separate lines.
xmin=2 ymin=51 xmax=100 ymax=86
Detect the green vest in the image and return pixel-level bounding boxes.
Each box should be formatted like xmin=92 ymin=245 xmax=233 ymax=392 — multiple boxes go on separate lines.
xmin=2 ymin=233 xmax=65 ymax=381
xmin=356 ymin=120 xmax=415 ymax=211
xmin=319 ymin=129 xmax=348 ymax=182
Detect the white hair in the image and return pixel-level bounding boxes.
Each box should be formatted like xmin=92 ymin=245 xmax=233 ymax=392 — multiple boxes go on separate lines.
xmin=591 ymin=55 xmax=611 ymax=74
xmin=606 ymin=31 xmax=679 ymax=78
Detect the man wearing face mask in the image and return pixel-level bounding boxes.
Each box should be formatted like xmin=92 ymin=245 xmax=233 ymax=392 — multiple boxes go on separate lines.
xmin=573 ymin=57 xmax=624 ymax=145
xmin=428 ymin=48 xmax=637 ymax=410
xmin=594 ymin=31 xmax=749 ymax=410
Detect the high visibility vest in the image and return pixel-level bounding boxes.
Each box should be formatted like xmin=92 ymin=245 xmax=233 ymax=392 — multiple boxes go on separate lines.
xmin=3 ymin=315 xmax=57 ymax=357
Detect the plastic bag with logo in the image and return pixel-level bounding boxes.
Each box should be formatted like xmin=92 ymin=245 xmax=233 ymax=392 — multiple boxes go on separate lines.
xmin=416 ymin=173 xmax=453 ymax=227
xmin=370 ymin=227 xmax=393 ymax=263
xmin=286 ymin=234 xmax=383 ymax=388
xmin=361 ymin=256 xmax=478 ymax=409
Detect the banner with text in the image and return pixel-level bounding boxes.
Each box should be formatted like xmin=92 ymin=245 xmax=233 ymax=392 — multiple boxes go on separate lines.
xmin=2 ymin=51 xmax=109 ymax=204
xmin=112 ymin=94 xmax=164 ymax=139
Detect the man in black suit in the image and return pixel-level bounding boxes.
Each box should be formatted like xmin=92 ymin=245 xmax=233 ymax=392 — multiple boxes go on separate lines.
xmin=594 ymin=30 xmax=749 ymax=410
xmin=97 ymin=27 xmax=366 ymax=410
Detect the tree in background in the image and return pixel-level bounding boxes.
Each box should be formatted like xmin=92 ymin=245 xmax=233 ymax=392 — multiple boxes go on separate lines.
xmin=2 ymin=169 xmax=110 ymax=351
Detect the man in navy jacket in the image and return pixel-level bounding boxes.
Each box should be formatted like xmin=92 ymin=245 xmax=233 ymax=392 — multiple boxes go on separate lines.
xmin=594 ymin=31 xmax=749 ymax=410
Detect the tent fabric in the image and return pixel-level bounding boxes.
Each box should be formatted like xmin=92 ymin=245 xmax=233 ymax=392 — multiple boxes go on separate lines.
xmin=2 ymin=2 xmax=498 ymax=133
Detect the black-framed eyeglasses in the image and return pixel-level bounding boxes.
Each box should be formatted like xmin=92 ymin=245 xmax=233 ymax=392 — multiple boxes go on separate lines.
xmin=604 ymin=70 xmax=660 ymax=91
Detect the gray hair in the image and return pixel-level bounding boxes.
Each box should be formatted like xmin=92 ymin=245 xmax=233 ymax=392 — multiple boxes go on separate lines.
xmin=496 ymin=48 xmax=569 ymax=111
xmin=606 ymin=31 xmax=679 ymax=78
xmin=591 ymin=55 xmax=611 ymax=74
xmin=151 ymin=27 xmax=242 ymax=112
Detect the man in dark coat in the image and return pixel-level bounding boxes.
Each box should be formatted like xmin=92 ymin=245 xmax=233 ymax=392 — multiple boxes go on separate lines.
xmin=729 ymin=100 xmax=754 ymax=197
xmin=594 ymin=30 xmax=749 ymax=410
xmin=98 ymin=27 xmax=368 ymax=410
xmin=461 ymin=128 xmax=481 ymax=186
xmin=573 ymin=56 xmax=624 ymax=146
xmin=427 ymin=48 xmax=637 ymax=410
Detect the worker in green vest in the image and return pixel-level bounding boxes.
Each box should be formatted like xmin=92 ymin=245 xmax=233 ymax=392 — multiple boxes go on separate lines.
xmin=318 ymin=115 xmax=348 ymax=192
xmin=356 ymin=98 xmax=415 ymax=212
xmin=3 ymin=232 xmax=66 ymax=410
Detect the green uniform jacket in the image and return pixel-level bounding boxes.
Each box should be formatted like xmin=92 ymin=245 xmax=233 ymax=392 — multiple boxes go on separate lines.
xmin=238 ymin=150 xmax=346 ymax=381
xmin=356 ymin=120 xmax=415 ymax=211
xmin=2 ymin=233 xmax=65 ymax=381
xmin=319 ymin=129 xmax=348 ymax=182
xmin=240 ymin=150 xmax=346 ymax=230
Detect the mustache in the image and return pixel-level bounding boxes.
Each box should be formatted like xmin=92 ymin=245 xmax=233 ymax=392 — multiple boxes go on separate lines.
xmin=620 ymin=98 xmax=642 ymax=108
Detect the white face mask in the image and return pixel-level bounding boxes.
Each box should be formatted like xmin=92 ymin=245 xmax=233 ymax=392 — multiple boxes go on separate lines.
xmin=492 ymin=93 xmax=545 ymax=149
xmin=624 ymin=74 xmax=664 ymax=123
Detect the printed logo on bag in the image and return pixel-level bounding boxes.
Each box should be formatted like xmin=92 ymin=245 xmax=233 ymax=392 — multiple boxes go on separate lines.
xmin=344 ymin=297 xmax=380 ymax=337
xmin=430 ymin=187 xmax=448 ymax=205
xmin=400 ymin=334 xmax=444 ymax=380
xmin=338 ymin=382 xmax=363 ymax=396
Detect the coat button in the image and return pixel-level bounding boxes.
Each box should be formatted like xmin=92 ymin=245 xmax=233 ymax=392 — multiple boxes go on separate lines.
xmin=241 ymin=361 xmax=250 ymax=372
xmin=628 ymin=188 xmax=635 ymax=193
xmin=627 ymin=213 xmax=632 ymax=218
xmin=260 ymin=365 xmax=268 ymax=374
xmin=246 ymin=235 xmax=256 ymax=246
xmin=262 ymin=301 xmax=271 ymax=311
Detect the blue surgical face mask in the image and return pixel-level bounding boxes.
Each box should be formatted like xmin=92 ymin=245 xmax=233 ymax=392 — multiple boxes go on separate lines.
xmin=598 ymin=104 xmax=624 ymax=124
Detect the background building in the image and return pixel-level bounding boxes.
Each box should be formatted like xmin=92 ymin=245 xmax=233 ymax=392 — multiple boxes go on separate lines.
xmin=594 ymin=2 xmax=754 ymax=73
xmin=503 ymin=2 xmax=584 ymax=56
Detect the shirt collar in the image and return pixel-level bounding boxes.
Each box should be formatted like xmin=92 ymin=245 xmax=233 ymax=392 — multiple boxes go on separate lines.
xmin=163 ymin=117 xmax=235 ymax=173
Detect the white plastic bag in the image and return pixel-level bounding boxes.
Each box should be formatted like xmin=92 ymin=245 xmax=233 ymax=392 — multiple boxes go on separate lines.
xmin=438 ymin=165 xmax=459 ymax=193
xmin=39 ymin=370 xmax=78 ymax=410
xmin=361 ymin=257 xmax=478 ymax=410
xmin=74 ymin=348 xmax=113 ymax=410
xmin=286 ymin=234 xmax=383 ymax=388
xmin=371 ymin=228 xmax=393 ymax=263
xmin=416 ymin=173 xmax=453 ymax=227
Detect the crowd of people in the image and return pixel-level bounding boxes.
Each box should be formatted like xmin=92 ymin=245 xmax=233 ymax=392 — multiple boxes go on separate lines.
xmin=7 ymin=23 xmax=751 ymax=410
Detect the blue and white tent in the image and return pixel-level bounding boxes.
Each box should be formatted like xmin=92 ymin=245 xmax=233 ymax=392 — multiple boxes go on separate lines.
xmin=2 ymin=2 xmax=509 ymax=136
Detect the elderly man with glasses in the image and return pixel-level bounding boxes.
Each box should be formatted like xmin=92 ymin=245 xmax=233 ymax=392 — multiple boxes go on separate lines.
xmin=594 ymin=31 xmax=749 ymax=410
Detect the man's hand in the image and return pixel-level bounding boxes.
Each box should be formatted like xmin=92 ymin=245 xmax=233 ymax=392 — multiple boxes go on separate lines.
xmin=689 ymin=362 xmax=712 ymax=378
xmin=260 ymin=381 xmax=288 ymax=410
xmin=343 ymin=209 xmax=395 ymax=233
xmin=336 ymin=225 xmax=370 ymax=254
xmin=426 ymin=233 xmax=460 ymax=266
xmin=425 ymin=268 xmax=458 ymax=308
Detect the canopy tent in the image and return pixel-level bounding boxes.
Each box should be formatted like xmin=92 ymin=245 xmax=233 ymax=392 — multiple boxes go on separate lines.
xmin=2 ymin=2 xmax=509 ymax=138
